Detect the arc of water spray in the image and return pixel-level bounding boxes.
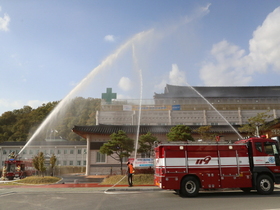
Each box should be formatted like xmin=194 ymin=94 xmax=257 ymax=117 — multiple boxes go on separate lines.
xmin=103 ymin=44 xmax=143 ymax=193
xmin=19 ymin=29 xmax=154 ymax=155
xmin=186 ymin=83 xmax=243 ymax=139
xmin=132 ymin=44 xmax=143 ymax=162
xmin=134 ymin=69 xmax=143 ymax=161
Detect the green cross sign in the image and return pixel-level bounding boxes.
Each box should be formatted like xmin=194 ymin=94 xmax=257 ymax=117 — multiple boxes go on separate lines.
xmin=102 ymin=88 xmax=117 ymax=103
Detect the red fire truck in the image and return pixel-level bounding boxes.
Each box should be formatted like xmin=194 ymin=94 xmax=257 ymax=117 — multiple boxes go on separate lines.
xmin=154 ymin=136 xmax=280 ymax=197
xmin=2 ymin=155 xmax=34 ymax=180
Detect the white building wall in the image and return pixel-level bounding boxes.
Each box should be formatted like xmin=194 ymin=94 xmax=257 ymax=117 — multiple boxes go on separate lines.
xmin=97 ymin=109 xmax=279 ymax=126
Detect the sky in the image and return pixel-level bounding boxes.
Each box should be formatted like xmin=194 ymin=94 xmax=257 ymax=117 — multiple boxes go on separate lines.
xmin=1 ymin=0 xmax=280 ymax=116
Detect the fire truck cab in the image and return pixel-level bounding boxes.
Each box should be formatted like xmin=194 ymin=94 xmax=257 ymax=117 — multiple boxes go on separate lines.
xmin=154 ymin=136 xmax=280 ymax=197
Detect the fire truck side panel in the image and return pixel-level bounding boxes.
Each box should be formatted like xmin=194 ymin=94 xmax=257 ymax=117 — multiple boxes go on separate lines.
xmin=187 ymin=148 xmax=220 ymax=189
xmin=155 ymin=144 xmax=253 ymax=191
xmin=218 ymin=148 xmax=252 ymax=188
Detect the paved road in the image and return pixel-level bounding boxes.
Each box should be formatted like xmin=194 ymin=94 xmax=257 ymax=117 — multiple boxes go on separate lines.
xmin=1 ymin=187 xmax=280 ymax=210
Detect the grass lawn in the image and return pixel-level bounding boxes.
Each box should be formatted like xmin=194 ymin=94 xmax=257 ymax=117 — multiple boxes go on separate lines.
xmin=0 ymin=176 xmax=61 ymax=185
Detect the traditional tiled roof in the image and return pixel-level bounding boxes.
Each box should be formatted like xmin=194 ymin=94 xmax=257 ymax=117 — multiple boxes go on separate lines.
xmin=154 ymin=84 xmax=280 ymax=98
xmin=0 ymin=141 xmax=86 ymax=146
xmin=72 ymin=124 xmax=241 ymax=139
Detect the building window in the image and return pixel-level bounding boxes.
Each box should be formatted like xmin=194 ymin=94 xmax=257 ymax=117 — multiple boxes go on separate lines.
xmin=3 ymin=150 xmax=7 ymax=155
xmin=210 ymin=123 xmax=219 ymax=125
xmin=83 ymin=160 xmax=86 ymax=166
xmin=96 ymin=152 xmax=106 ymax=163
xmin=29 ymin=150 xmax=33 ymax=155
xmin=57 ymin=150 xmax=61 ymax=154
xmin=77 ymin=160 xmax=81 ymax=166
xmin=78 ymin=149 xmax=82 ymax=154
xmin=69 ymin=160 xmax=73 ymax=165
xmin=63 ymin=160 xmax=67 ymax=166
xmin=64 ymin=150 xmax=67 ymax=154
xmin=70 ymin=149 xmax=74 ymax=154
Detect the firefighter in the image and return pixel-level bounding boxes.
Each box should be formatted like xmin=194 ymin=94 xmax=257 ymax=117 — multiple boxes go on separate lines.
xmin=1 ymin=166 xmax=7 ymax=180
xmin=9 ymin=151 xmax=15 ymax=159
xmin=126 ymin=162 xmax=135 ymax=187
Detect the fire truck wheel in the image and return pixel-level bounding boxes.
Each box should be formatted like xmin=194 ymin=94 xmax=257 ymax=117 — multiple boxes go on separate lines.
xmin=174 ymin=189 xmax=180 ymax=194
xmin=180 ymin=176 xmax=199 ymax=197
xmin=256 ymin=175 xmax=274 ymax=195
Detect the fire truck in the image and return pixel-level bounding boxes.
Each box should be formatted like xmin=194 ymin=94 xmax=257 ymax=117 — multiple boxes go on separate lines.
xmin=2 ymin=153 xmax=34 ymax=180
xmin=154 ymin=136 xmax=280 ymax=197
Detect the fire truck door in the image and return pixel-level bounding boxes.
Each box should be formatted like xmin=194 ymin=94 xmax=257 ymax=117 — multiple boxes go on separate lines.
xmin=219 ymin=150 xmax=239 ymax=176
xmin=219 ymin=148 xmax=252 ymax=188
xmin=264 ymin=142 xmax=280 ymax=166
xmin=165 ymin=150 xmax=187 ymax=174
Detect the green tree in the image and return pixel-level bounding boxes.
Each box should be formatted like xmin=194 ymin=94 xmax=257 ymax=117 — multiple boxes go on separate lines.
xmin=137 ymin=132 xmax=157 ymax=158
xmin=238 ymin=111 xmax=275 ymax=136
xmin=100 ymin=130 xmax=134 ymax=174
xmin=0 ymin=97 xmax=101 ymax=142
xmin=50 ymin=154 xmax=57 ymax=176
xmin=167 ymin=125 xmax=194 ymax=142
xmin=32 ymin=152 xmax=46 ymax=177
xmin=194 ymin=125 xmax=218 ymax=141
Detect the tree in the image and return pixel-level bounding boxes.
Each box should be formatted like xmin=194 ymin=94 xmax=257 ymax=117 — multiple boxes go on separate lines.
xmin=50 ymin=154 xmax=57 ymax=176
xmin=167 ymin=125 xmax=194 ymax=142
xmin=137 ymin=132 xmax=157 ymax=158
xmin=194 ymin=125 xmax=217 ymax=141
xmin=0 ymin=97 xmax=101 ymax=142
xmin=238 ymin=111 xmax=275 ymax=137
xmin=32 ymin=152 xmax=46 ymax=177
xmin=100 ymin=130 xmax=134 ymax=174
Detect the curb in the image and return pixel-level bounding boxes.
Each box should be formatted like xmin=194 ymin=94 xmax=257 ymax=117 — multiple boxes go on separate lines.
xmin=105 ymin=187 xmax=163 ymax=192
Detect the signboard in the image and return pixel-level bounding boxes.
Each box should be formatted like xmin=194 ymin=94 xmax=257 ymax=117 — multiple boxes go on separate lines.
xmin=127 ymin=158 xmax=154 ymax=167
xmin=132 ymin=105 xmax=171 ymax=111
xmin=172 ymin=105 xmax=181 ymax=110
xmin=123 ymin=105 xmax=132 ymax=111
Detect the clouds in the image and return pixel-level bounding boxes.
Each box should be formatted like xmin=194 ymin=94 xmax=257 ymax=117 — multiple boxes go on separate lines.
xmin=248 ymin=7 xmax=280 ymax=72
xmin=169 ymin=64 xmax=187 ymax=85
xmin=118 ymin=76 xmax=133 ymax=91
xmin=200 ymin=40 xmax=251 ymax=86
xmin=155 ymin=64 xmax=187 ymax=90
xmin=104 ymin=35 xmax=116 ymax=42
xmin=199 ymin=6 xmax=280 ymax=86
xmin=0 ymin=7 xmax=10 ymax=32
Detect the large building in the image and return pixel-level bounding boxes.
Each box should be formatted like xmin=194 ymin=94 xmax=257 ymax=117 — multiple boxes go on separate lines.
xmin=97 ymin=85 xmax=280 ymax=126
xmin=73 ymin=85 xmax=280 ymax=176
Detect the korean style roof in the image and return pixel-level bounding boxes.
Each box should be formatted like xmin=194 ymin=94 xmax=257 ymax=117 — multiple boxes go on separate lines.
xmin=0 ymin=141 xmax=86 ymax=146
xmin=72 ymin=124 xmax=241 ymax=139
xmin=154 ymin=84 xmax=280 ymax=98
